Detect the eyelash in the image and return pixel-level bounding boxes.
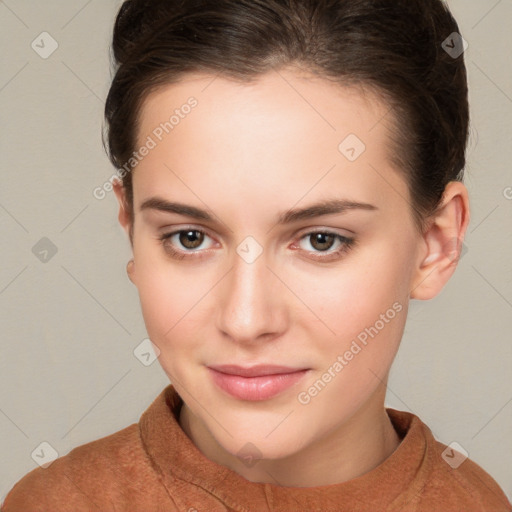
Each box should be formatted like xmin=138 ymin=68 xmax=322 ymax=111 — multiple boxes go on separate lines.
xmin=158 ymin=228 xmax=356 ymax=262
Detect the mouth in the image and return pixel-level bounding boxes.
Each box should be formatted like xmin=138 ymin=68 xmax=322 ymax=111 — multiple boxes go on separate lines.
xmin=207 ymin=364 xmax=310 ymax=401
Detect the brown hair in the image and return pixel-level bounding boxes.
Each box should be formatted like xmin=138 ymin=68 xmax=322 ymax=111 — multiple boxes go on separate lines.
xmin=103 ymin=0 xmax=469 ymax=239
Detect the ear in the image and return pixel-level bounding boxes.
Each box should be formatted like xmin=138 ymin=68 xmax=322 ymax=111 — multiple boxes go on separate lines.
xmin=113 ymin=179 xmax=134 ymax=246
xmin=113 ymin=180 xmax=137 ymax=285
xmin=410 ymin=181 xmax=470 ymax=300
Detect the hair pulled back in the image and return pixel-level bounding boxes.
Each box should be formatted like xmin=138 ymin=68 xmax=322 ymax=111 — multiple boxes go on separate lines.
xmin=103 ymin=0 xmax=469 ymax=234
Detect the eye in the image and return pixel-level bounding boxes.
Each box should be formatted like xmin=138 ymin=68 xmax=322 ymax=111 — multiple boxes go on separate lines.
xmin=295 ymin=231 xmax=356 ymax=261
xmin=158 ymin=228 xmax=356 ymax=262
xmin=159 ymin=228 xmax=215 ymax=260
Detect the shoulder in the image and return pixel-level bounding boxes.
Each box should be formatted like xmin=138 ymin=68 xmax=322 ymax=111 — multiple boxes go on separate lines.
xmin=1 ymin=423 xmax=160 ymax=511
xmin=386 ymin=409 xmax=511 ymax=511
xmin=421 ymin=438 xmax=512 ymax=511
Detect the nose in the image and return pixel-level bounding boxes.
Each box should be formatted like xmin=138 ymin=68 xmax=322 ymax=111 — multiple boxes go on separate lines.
xmin=215 ymin=245 xmax=288 ymax=346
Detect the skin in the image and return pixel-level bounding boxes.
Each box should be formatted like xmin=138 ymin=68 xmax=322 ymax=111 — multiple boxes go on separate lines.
xmin=113 ymin=67 xmax=470 ymax=487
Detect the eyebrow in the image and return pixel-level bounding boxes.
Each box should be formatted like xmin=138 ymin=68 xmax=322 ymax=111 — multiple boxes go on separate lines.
xmin=139 ymin=196 xmax=378 ymax=225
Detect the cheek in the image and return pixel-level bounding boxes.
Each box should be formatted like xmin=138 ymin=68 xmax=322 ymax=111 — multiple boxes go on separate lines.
xmin=295 ymin=263 xmax=409 ymax=414
xmin=296 ymin=243 xmax=412 ymax=387
xmin=298 ymin=246 xmax=411 ymax=336
xmin=133 ymin=244 xmax=218 ymax=353
xmin=137 ymin=272 xmax=197 ymax=340
xmin=132 ymin=244 xmax=182 ymax=337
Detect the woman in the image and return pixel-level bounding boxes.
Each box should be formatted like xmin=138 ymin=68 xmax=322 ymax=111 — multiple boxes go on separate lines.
xmin=3 ymin=0 xmax=511 ymax=510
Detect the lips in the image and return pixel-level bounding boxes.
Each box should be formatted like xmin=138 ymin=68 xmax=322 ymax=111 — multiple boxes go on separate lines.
xmin=208 ymin=364 xmax=307 ymax=377
xmin=207 ymin=364 xmax=310 ymax=401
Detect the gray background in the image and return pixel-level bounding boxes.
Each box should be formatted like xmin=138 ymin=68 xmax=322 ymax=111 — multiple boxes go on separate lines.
xmin=1 ymin=0 xmax=511 ymax=503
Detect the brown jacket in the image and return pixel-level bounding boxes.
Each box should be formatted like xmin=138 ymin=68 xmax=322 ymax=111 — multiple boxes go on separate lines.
xmin=2 ymin=384 xmax=511 ymax=511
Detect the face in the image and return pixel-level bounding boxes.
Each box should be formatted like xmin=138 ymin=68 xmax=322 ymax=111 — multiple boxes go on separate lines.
xmin=117 ymin=68 xmax=425 ymax=461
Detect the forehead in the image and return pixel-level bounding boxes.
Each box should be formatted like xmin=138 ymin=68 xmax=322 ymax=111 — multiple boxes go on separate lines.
xmin=137 ymin=68 xmax=391 ymax=146
xmin=132 ymin=68 xmax=408 ymax=222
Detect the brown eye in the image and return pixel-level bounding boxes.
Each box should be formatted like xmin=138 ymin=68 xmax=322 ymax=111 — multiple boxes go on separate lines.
xmin=179 ymin=230 xmax=204 ymax=249
xmin=309 ymin=233 xmax=336 ymax=252
xmin=296 ymin=231 xmax=356 ymax=262
xmin=159 ymin=228 xmax=215 ymax=260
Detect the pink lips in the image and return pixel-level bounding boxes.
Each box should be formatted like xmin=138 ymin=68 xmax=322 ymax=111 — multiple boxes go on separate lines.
xmin=207 ymin=364 xmax=309 ymax=401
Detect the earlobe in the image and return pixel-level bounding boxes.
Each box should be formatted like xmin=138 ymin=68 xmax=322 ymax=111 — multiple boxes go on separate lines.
xmin=410 ymin=181 xmax=470 ymax=301
xmin=126 ymin=258 xmax=136 ymax=285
